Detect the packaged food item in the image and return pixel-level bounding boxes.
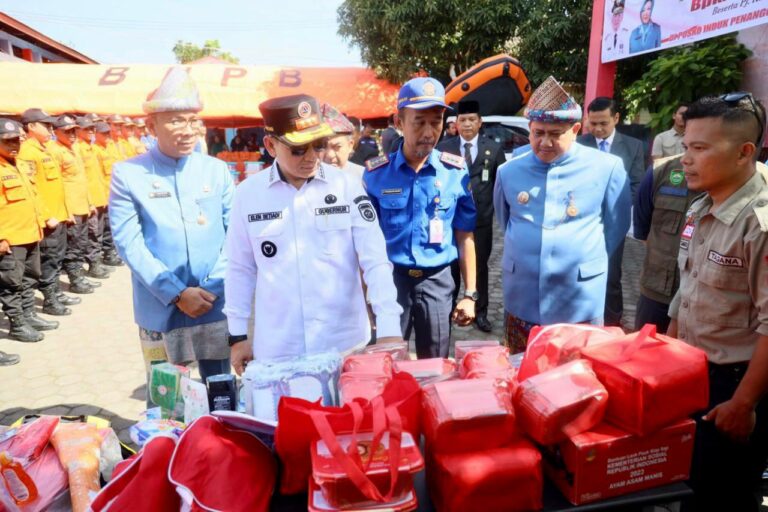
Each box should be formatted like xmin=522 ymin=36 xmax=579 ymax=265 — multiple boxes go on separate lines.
xmin=422 ymin=379 xmax=517 ymax=454
xmin=181 ymin=376 xmax=210 ymax=423
xmin=359 ymin=342 xmax=410 ymax=362
xmin=342 ymin=353 xmax=393 ymax=378
xmin=340 ymin=373 xmax=392 ymax=405
xmin=518 ymin=323 xmax=624 ymax=383
xmin=459 ymin=346 xmax=514 ymax=381
xmin=544 ymin=419 xmax=696 ymax=505
xmin=454 ymin=339 xmax=500 ymax=361
xmin=207 ymin=374 xmax=238 ymax=411
xmin=149 ymin=362 xmax=190 ymax=418
xmin=581 ymin=325 xmax=708 ymax=435
xmin=514 ymin=359 xmax=608 ymax=445
xmin=393 ymin=358 xmax=457 ymax=383
xmin=129 ymin=419 xmax=185 ymax=448
xmin=307 ymin=478 xmax=417 ymax=512
xmin=0 ymin=451 xmax=38 ymax=506
xmin=49 ymin=423 xmax=102 ymax=512
xmin=312 ymin=431 xmax=423 ymax=509
xmin=242 ymin=351 xmax=341 ymax=423
xmin=427 ymin=439 xmax=543 ymax=512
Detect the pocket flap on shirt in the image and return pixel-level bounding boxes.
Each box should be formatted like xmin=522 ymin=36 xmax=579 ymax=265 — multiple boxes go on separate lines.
xmin=380 ymin=195 xmax=409 ymax=210
xmin=578 ymin=257 xmax=606 ymax=280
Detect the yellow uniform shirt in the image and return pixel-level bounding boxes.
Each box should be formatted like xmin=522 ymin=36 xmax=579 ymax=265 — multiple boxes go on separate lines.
xmin=0 ymin=156 xmax=44 ymax=245
xmin=129 ymin=135 xmax=147 ymax=155
xmin=17 ymin=138 xmax=69 ymax=222
xmin=118 ymin=137 xmax=136 ymax=160
xmin=95 ymin=141 xmax=118 ymax=196
xmin=49 ymin=141 xmax=91 ymax=216
xmin=74 ymin=140 xmax=108 ymax=208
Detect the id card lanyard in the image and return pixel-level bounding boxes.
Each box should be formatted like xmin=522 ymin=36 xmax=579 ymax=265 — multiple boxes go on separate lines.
xmin=429 ymin=189 xmax=443 ymax=244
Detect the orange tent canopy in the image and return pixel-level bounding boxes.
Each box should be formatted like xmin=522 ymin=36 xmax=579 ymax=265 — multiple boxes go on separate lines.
xmin=0 ymin=63 xmax=400 ymax=126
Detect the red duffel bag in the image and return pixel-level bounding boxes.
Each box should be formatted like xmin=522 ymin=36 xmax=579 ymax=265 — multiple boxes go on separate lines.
xmin=275 ymin=371 xmax=421 ymax=495
xmin=426 ymin=438 xmax=543 ymax=512
xmin=581 ymin=324 xmax=709 ymax=436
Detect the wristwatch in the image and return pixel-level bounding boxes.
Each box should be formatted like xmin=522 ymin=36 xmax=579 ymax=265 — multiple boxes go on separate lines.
xmin=228 ymin=334 xmax=248 ymax=347
xmin=464 ymin=291 xmax=479 ymax=301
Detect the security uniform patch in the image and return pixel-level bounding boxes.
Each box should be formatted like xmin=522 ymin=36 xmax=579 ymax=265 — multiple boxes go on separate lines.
xmin=365 ymin=155 xmax=389 ymax=171
xmin=248 ymin=211 xmax=282 ymax=222
xmin=325 ymin=194 xmax=337 ymax=204
xmin=707 ymin=250 xmax=743 ymax=268
xmin=358 ymin=203 xmax=376 ymax=222
xmin=353 ymin=195 xmax=370 ymax=204
xmin=261 ymin=241 xmax=277 ymax=258
xmin=315 ymin=205 xmax=350 ymax=215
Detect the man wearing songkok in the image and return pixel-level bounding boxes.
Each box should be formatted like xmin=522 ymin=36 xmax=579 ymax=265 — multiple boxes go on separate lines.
xmin=493 ymin=76 xmax=630 ymax=352
xmin=224 ymin=94 xmax=403 ymax=374
xmin=109 ymin=67 xmax=234 ymax=393
xmin=320 ymin=103 xmax=364 ymax=180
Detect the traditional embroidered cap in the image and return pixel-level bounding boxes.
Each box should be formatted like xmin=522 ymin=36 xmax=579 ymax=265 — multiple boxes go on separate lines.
xmin=398 ymin=77 xmax=451 ymax=110
xmin=524 ymin=76 xmax=582 ymax=123
xmin=0 ymin=118 xmax=23 ymax=139
xmin=457 ymin=100 xmax=480 ymax=115
xmin=320 ymin=103 xmax=355 ymax=135
xmin=143 ymin=67 xmax=203 ymax=114
xmin=94 ymin=122 xmax=111 ymax=134
xmin=53 ymin=115 xmax=77 ymax=130
xmin=20 ymin=108 xmax=55 ymax=125
xmin=259 ymin=94 xmax=334 ymax=146
xmin=76 ymin=116 xmax=95 ymax=129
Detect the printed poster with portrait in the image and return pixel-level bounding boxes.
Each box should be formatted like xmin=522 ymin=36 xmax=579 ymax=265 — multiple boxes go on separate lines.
xmin=601 ymin=0 xmax=768 ymax=63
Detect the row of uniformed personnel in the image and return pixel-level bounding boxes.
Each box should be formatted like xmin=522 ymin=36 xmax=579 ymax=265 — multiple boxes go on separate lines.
xmin=0 ymin=111 xmax=151 ymax=363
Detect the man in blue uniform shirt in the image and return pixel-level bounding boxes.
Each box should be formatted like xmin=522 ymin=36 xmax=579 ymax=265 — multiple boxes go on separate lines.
xmin=364 ymin=77 xmax=478 ymax=359
xmin=109 ymin=68 xmax=233 ymax=393
xmin=493 ymin=76 xmax=630 ymax=352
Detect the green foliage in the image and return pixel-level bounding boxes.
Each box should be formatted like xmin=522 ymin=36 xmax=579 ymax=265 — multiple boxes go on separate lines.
xmin=337 ymin=0 xmax=520 ymax=83
xmin=509 ymin=0 xmax=593 ymax=86
xmin=624 ymin=35 xmax=751 ymax=131
xmin=172 ymin=39 xmax=240 ymax=64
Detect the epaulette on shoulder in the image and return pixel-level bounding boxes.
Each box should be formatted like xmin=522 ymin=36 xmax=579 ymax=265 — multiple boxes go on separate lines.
xmin=365 ymin=155 xmax=389 ymax=172
xmin=439 ymin=151 xmax=465 ymax=169
xmin=753 ymin=195 xmax=768 ymax=233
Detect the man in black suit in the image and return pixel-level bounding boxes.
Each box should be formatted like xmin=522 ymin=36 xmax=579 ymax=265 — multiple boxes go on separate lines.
xmin=578 ymin=97 xmax=645 ymax=327
xmin=437 ymin=100 xmax=506 ymax=332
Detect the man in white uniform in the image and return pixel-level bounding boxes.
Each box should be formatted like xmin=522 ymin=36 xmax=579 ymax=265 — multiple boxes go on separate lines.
xmin=225 ymin=94 xmax=403 ymax=374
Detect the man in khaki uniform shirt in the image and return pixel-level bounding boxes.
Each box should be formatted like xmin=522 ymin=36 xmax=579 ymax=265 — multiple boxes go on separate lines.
xmin=651 ymin=103 xmax=688 ymax=160
xmin=668 ymin=94 xmax=768 ymax=512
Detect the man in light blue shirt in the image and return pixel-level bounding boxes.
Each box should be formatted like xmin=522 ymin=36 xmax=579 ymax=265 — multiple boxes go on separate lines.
xmin=493 ymin=76 xmax=630 ymax=352
xmin=110 ymin=68 xmax=233 ymax=392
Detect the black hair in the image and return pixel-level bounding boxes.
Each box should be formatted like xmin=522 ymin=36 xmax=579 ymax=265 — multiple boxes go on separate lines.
xmin=587 ymin=97 xmax=619 ymax=116
xmin=388 ymin=114 xmax=396 ymax=125
xmin=685 ymin=95 xmax=765 ymax=153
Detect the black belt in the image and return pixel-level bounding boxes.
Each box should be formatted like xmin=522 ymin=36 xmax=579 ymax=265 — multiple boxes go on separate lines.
xmin=392 ymin=264 xmax=449 ymax=278
xmin=708 ymin=360 xmax=749 ymax=377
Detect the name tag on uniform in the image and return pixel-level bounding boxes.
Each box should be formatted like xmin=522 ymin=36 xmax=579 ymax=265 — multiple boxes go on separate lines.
xmin=315 ymin=206 xmax=350 ymax=215
xmin=429 ymin=218 xmax=444 ymax=244
xmin=149 ymin=191 xmax=171 ymax=199
xmin=382 ymin=188 xmax=402 ymax=195
xmin=707 ymin=250 xmax=743 ymax=268
xmin=248 ymin=211 xmax=282 ymax=222
xmin=482 ymin=169 xmax=489 ymax=182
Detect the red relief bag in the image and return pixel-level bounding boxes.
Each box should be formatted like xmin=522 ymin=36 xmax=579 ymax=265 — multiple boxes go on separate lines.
xmin=422 ymin=378 xmax=518 ymax=454
xmin=342 ymin=353 xmax=394 ymax=378
xmin=426 ymin=438 xmax=543 ymax=512
xmin=580 ymin=324 xmax=709 ymax=436
xmin=514 ymin=359 xmax=608 ymax=445
xmin=275 ymin=371 xmax=422 ymax=495
xmin=518 ymin=324 xmax=624 ymax=383
xmin=393 ymin=358 xmax=458 ymax=385
xmin=458 ymin=346 xmax=511 ymax=378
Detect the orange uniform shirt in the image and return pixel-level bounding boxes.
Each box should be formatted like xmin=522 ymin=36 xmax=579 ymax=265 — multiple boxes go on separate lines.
xmin=17 ymin=138 xmax=69 ymax=223
xmin=49 ymin=141 xmax=91 ymax=216
xmin=0 ymin=156 xmax=44 ymax=245
xmin=74 ymin=140 xmax=108 ymax=208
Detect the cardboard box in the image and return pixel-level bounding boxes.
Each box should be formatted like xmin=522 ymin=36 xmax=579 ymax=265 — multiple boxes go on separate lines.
xmin=544 ymin=419 xmax=695 ymax=505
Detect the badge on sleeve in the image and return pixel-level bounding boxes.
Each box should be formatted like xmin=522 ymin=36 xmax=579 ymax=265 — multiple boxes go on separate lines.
xmin=365 ymin=155 xmax=389 ymax=172
xmin=669 ymin=169 xmax=685 ymax=186
xmin=358 ymin=202 xmax=376 ymax=222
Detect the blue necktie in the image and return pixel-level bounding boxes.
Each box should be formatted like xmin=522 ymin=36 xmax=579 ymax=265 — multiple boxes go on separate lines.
xmin=599 ymin=140 xmax=608 ymax=152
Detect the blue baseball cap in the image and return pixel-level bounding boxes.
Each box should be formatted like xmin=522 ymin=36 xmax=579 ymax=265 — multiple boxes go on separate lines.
xmin=397 ymin=77 xmax=451 ymax=110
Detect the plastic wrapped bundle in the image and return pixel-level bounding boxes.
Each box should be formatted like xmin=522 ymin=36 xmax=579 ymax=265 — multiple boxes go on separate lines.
xmin=393 ymin=358 xmax=457 ymax=385
xmin=242 ymin=351 xmax=341 ymax=423
xmin=459 ymin=346 xmax=514 ymax=381
xmin=308 ymin=479 xmax=417 ymax=512
xmin=454 ymin=339 xmax=500 ymax=361
xmin=427 ymin=439 xmax=543 ymax=512
xmin=311 ymin=431 xmax=423 ymax=509
xmin=581 ymin=325 xmax=708 ymax=435
xmin=422 ymin=379 xmax=517 ymax=454
xmin=339 ymin=373 xmax=392 ymax=405
xmin=518 ymin=324 xmax=624 ymax=383
xmin=149 ymin=362 xmax=190 ymax=418
xmin=514 ymin=359 xmax=608 ymax=445
xmin=359 ymin=341 xmax=410 ymax=362
xmin=342 ymin=353 xmax=394 ymax=378
xmin=50 ymin=423 xmax=102 ymax=512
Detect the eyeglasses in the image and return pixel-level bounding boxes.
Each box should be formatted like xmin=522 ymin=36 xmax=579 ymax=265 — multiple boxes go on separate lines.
xmin=165 ymin=117 xmax=203 ymax=131
xmin=281 ymin=138 xmax=328 ymax=156
xmin=720 ymin=92 xmax=765 ymax=146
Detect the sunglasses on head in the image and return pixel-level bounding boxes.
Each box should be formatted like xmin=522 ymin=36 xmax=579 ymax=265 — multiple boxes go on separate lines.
xmin=720 ymin=92 xmax=765 ymax=146
xmin=283 ymin=138 xmax=328 ymax=156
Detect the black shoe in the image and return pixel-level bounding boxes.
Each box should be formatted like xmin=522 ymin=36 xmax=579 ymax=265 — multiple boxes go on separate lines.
xmin=24 ymin=312 xmax=59 ymax=331
xmin=475 ymin=316 xmax=493 ymax=333
xmin=86 ymin=261 xmax=110 ymax=279
xmin=102 ymin=253 xmax=124 ymax=266
xmin=41 ymin=288 xmax=73 ymax=316
xmin=0 ymin=351 xmax=20 ymax=366
xmin=81 ymin=276 xmax=101 ymax=288
xmin=8 ymin=317 xmax=44 ymax=342
xmin=56 ymin=293 xmax=81 ymax=306
xmin=68 ymin=279 xmax=94 ymax=295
